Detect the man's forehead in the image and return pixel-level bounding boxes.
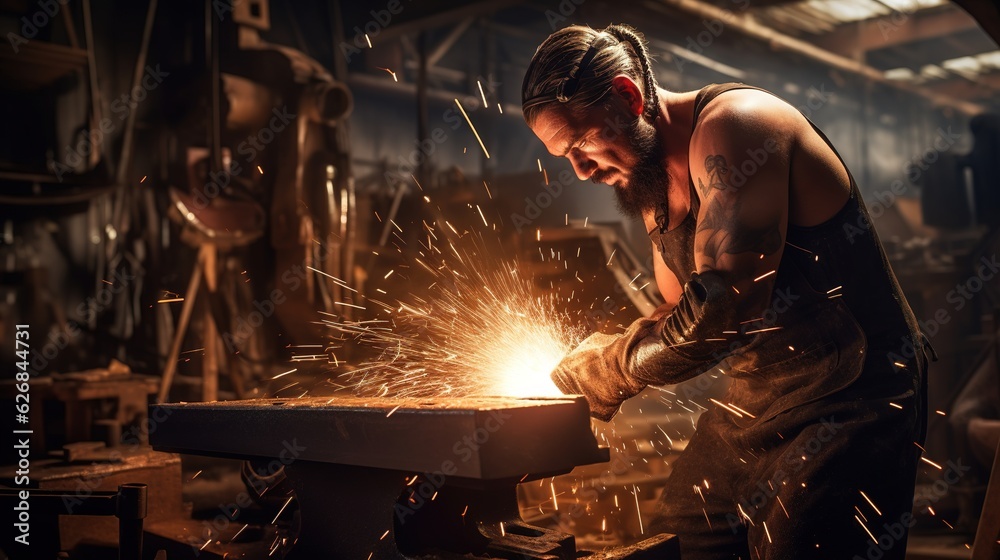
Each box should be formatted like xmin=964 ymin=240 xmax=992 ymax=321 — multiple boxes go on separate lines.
xmin=532 ymin=108 xmax=585 ymax=155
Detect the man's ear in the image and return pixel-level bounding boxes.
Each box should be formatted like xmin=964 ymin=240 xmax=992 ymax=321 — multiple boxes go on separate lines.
xmin=611 ymin=75 xmax=644 ymax=117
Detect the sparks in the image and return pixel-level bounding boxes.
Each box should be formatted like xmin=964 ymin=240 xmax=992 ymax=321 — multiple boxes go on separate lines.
xmin=776 ymin=496 xmax=789 ymax=518
xmin=744 ymin=326 xmax=783 ymax=335
xmin=322 ymin=231 xmax=576 ymax=398
xmin=454 ymin=99 xmax=490 ymax=158
xmin=376 ymin=67 xmax=397 ymax=81
xmin=271 ymin=496 xmax=294 ymax=524
xmin=860 ymin=490 xmax=882 ymax=516
xmin=477 ymin=80 xmax=488 ymax=108
xmin=634 ymin=485 xmax=644 ymax=534
xmin=333 ymin=301 xmax=366 ymax=310
xmin=753 ymin=270 xmax=776 ymax=282
xmin=856 ymin=515 xmax=878 ymax=543
xmin=709 ymin=398 xmax=744 ymax=418
xmin=920 ymin=456 xmax=943 ymax=470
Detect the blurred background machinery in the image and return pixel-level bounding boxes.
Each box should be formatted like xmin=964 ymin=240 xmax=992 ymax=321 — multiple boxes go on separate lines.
xmin=1 ymin=0 xmax=1000 ymax=557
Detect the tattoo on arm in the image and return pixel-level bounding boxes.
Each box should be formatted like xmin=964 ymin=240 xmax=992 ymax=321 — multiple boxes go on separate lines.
xmin=705 ymin=155 xmax=737 ymax=193
xmin=695 ymin=153 xmax=783 ymax=269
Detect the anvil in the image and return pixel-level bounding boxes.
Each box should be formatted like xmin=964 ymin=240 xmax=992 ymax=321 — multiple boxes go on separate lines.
xmin=149 ymin=395 xmax=678 ymax=559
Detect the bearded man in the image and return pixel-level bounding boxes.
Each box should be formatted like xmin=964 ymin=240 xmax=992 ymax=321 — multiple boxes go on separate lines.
xmin=523 ymin=23 xmax=933 ymax=559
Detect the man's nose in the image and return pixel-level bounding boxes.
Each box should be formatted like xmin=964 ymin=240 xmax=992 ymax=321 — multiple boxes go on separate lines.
xmin=568 ymin=152 xmax=597 ymax=181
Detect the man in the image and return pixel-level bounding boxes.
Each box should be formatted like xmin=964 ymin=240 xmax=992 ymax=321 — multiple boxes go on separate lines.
xmin=522 ymin=24 xmax=931 ymax=559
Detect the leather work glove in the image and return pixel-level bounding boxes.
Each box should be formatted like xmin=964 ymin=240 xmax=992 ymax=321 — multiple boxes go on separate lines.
xmin=551 ymin=272 xmax=743 ymax=421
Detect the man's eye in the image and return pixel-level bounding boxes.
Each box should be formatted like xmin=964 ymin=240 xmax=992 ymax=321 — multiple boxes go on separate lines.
xmin=577 ymin=139 xmax=588 ymax=150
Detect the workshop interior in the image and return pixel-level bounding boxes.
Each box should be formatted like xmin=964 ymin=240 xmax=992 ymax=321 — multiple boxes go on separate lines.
xmin=1 ymin=0 xmax=1000 ymax=558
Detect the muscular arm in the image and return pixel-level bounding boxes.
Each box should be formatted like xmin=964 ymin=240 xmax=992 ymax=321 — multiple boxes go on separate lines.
xmin=551 ymin=92 xmax=799 ymax=420
xmin=691 ymin=93 xmax=794 ymax=324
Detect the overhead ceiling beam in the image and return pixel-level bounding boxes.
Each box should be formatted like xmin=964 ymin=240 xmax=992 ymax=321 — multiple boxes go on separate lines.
xmin=645 ymin=0 xmax=985 ymax=115
xmin=374 ymin=0 xmax=527 ymax=43
xmin=427 ymin=17 xmax=474 ymax=67
xmin=922 ymin=71 xmax=1000 ymax=100
xmin=813 ymin=5 xmax=981 ymax=59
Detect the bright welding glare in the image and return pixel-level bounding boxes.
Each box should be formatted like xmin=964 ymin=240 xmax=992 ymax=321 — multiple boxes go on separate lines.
xmin=323 ymin=231 xmax=580 ymax=399
xmin=486 ymin=307 xmax=569 ymax=397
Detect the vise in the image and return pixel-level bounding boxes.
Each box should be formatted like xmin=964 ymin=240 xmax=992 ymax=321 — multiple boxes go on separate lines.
xmin=148 ymin=395 xmax=679 ymax=559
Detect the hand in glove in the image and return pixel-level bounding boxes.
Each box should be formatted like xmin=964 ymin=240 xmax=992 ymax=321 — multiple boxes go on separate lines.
xmin=550 ymin=271 xmax=745 ymax=420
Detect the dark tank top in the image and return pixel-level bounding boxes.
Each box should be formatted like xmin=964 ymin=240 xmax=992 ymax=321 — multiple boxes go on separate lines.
xmin=649 ymin=83 xmax=927 ymax=431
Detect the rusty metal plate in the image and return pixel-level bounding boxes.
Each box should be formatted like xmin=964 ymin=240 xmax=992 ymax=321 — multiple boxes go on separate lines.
xmin=149 ymin=396 xmax=608 ymax=480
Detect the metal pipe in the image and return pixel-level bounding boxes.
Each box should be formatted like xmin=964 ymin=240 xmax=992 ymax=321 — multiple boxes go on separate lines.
xmin=115 ymin=483 xmax=147 ymax=560
xmin=116 ymin=0 xmax=158 ymax=186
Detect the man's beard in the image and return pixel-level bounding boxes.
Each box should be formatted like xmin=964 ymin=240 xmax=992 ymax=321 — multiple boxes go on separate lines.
xmin=604 ymin=117 xmax=669 ymax=220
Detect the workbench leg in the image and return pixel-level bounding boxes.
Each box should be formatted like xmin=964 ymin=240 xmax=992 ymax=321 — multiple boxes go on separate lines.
xmin=201 ymin=244 xmax=218 ymax=402
xmin=157 ymin=246 xmax=204 ymax=403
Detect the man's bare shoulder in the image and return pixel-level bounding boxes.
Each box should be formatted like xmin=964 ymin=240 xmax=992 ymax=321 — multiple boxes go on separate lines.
xmin=691 ymin=88 xmax=807 ymax=147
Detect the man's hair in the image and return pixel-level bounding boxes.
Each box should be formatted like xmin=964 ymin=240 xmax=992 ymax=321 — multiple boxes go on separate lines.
xmin=521 ymin=24 xmax=659 ymax=127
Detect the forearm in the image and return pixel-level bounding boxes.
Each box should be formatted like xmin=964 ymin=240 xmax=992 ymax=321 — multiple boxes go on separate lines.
xmin=552 ymin=271 xmax=746 ymax=420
